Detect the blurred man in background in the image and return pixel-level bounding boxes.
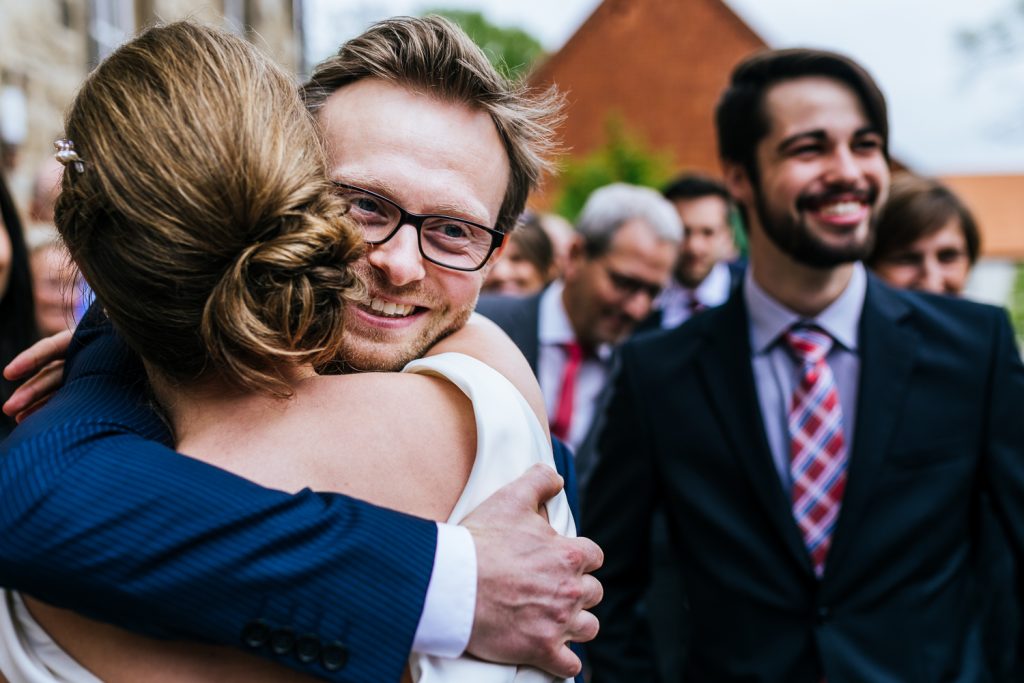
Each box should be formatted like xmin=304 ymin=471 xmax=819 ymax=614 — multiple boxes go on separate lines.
xmin=644 ymin=173 xmax=740 ymax=331
xmin=477 ymin=182 xmax=680 ymax=451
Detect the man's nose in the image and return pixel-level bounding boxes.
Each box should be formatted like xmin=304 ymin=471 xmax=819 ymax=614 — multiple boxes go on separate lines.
xmin=919 ymin=259 xmax=946 ymax=295
xmin=825 ymin=146 xmax=862 ymax=185
xmin=366 ymin=224 xmax=427 ymax=287
xmin=686 ymin=236 xmax=709 ymax=257
xmin=621 ymin=289 xmax=656 ymax=322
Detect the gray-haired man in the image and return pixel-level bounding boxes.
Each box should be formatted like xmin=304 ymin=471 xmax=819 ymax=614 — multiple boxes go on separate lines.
xmin=477 ymin=183 xmax=681 ymax=452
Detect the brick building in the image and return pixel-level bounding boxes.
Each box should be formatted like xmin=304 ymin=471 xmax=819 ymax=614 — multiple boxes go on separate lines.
xmin=941 ymin=174 xmax=1024 ymax=261
xmin=528 ymin=0 xmax=766 ymax=206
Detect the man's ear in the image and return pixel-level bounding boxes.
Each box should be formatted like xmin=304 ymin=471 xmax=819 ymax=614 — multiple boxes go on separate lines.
xmin=562 ymin=234 xmax=588 ymax=281
xmin=721 ymin=160 xmax=752 ymax=207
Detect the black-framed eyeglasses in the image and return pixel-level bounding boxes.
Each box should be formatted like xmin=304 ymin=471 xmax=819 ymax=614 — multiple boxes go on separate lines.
xmin=600 ymin=261 xmax=664 ymax=301
xmin=333 ymin=183 xmax=506 ymax=272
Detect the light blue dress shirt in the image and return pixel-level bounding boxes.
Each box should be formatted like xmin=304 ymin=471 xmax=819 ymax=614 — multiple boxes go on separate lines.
xmin=744 ymin=263 xmax=867 ymax=493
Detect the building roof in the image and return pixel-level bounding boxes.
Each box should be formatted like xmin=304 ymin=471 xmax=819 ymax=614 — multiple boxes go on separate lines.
xmin=529 ymin=0 xmax=767 ymax=185
xmin=940 ymin=174 xmax=1024 ymax=260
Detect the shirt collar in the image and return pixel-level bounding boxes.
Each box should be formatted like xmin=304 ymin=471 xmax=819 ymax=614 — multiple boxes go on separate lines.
xmin=745 ymin=262 xmax=866 ymax=354
xmin=692 ymin=260 xmax=733 ymax=306
xmin=538 ymin=280 xmax=613 ymax=361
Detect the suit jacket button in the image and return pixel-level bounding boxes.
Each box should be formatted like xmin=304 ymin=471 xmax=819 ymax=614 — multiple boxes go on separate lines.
xmin=321 ymin=641 xmax=349 ymax=671
xmin=270 ymin=627 xmax=296 ymax=655
xmin=241 ymin=619 xmax=271 ymax=648
xmin=816 ymin=606 xmax=832 ymax=625
xmin=295 ymin=634 xmax=320 ymax=664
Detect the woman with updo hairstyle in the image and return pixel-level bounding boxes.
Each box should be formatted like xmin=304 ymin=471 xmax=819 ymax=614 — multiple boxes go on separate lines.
xmin=0 ymin=21 xmax=571 ymax=683
xmin=867 ymin=173 xmax=981 ymax=296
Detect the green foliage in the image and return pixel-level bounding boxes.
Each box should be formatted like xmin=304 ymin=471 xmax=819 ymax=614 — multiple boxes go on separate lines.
xmin=1012 ymin=262 xmax=1024 ymax=345
xmin=729 ymin=209 xmax=748 ymax=258
xmin=553 ymin=116 xmax=675 ymax=222
xmin=425 ymin=8 xmax=545 ymax=80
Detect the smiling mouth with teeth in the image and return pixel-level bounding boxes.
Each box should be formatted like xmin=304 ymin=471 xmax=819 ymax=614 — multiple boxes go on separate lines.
xmin=798 ymin=188 xmax=874 ymax=213
xmin=818 ymin=201 xmax=864 ymax=217
xmin=366 ymin=297 xmax=416 ymax=318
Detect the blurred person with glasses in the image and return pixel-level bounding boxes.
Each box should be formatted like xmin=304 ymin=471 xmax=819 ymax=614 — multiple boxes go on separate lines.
xmin=477 ymin=183 xmax=680 ymax=452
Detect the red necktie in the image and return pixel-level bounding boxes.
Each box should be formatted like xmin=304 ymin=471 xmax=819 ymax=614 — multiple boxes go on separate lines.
xmin=689 ymin=294 xmax=706 ymax=315
xmin=550 ymin=341 xmax=584 ymax=442
xmin=785 ymin=325 xmax=847 ymax=579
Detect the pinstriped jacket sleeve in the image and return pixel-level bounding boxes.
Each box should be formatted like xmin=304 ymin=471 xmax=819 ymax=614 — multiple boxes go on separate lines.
xmin=0 ymin=307 xmax=439 ymax=682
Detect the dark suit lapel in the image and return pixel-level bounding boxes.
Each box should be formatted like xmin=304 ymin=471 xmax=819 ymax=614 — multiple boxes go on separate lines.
xmin=824 ymin=277 xmax=917 ymax=575
xmin=696 ymin=291 xmax=811 ymax=568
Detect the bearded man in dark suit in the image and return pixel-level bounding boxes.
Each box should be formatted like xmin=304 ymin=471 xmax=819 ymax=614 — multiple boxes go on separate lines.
xmin=584 ymin=48 xmax=1024 ymax=682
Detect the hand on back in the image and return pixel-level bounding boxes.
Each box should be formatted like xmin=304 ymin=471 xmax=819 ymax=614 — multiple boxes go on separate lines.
xmin=462 ymin=464 xmax=603 ymax=678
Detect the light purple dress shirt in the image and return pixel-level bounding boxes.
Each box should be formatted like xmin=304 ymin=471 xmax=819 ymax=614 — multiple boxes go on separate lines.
xmin=744 ymin=263 xmax=867 ymax=492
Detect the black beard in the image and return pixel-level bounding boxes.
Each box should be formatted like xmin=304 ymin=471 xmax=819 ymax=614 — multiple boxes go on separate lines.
xmin=753 ymin=187 xmax=877 ymax=269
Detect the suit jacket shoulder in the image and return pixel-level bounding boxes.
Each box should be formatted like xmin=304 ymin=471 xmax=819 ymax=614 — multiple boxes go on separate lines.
xmin=476 ymin=291 xmax=543 ymax=371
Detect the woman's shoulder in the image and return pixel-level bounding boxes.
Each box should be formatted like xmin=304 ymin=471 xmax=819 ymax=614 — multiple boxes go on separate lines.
xmin=295 ymin=371 xmax=476 ymax=520
xmin=301 ymin=370 xmax=472 ymax=437
xmin=425 ymin=314 xmax=548 ymax=433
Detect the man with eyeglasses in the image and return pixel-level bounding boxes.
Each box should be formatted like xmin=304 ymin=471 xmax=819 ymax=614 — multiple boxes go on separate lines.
xmin=0 ymin=16 xmax=602 ymax=683
xmin=477 ymin=183 xmax=680 ymax=453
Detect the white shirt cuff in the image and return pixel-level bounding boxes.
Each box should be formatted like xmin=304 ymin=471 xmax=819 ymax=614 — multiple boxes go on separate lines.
xmin=411 ymin=522 xmax=477 ymax=657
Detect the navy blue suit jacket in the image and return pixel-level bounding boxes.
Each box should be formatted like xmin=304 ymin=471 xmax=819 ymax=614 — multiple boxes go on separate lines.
xmin=475 ymin=291 xmax=544 ymax=373
xmin=585 ymin=276 xmax=1024 ymax=682
xmin=0 ymin=306 xmax=579 ymax=680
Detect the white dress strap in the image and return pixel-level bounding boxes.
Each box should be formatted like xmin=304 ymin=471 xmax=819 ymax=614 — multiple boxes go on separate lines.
xmin=403 ymin=353 xmax=575 ymax=683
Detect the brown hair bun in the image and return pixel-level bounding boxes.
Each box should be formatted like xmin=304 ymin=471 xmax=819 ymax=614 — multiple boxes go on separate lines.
xmin=56 ymin=21 xmax=364 ymax=396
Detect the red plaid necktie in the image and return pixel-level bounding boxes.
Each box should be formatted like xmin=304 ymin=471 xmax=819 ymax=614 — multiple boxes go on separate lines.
xmin=688 ymin=293 xmax=707 ymax=315
xmin=784 ymin=325 xmax=847 ymax=579
xmin=550 ymin=341 xmax=584 ymax=441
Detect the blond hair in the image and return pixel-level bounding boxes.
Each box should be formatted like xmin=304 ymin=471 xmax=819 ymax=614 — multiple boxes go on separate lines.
xmin=55 ymin=21 xmax=364 ymax=397
xmin=301 ymin=14 xmax=563 ymax=233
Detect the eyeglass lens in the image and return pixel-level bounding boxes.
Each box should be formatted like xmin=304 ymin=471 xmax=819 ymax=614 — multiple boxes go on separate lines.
xmin=339 ymin=187 xmax=497 ymax=270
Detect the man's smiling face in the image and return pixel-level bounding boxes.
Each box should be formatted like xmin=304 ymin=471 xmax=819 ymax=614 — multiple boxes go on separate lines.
xmin=735 ymin=76 xmax=890 ymax=269
xmin=319 ymin=78 xmax=510 ymax=371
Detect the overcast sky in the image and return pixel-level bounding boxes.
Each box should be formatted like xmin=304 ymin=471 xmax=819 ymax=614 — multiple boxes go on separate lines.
xmin=305 ymin=0 xmax=1024 ymax=175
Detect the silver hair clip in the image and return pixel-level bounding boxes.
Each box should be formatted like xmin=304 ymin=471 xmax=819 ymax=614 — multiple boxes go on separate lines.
xmin=54 ymin=139 xmax=86 ymax=174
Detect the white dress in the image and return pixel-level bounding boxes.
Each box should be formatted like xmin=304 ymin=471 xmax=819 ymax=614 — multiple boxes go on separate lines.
xmin=0 ymin=352 xmax=575 ymax=683
xmin=404 ymin=353 xmax=575 ymax=683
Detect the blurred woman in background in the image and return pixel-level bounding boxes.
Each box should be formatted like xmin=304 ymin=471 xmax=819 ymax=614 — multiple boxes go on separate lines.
xmin=870 ymin=172 xmax=1016 ymax=680
xmin=867 ymin=173 xmax=980 ymax=296
xmin=483 ymin=212 xmax=556 ymax=295
xmin=0 ymin=172 xmax=38 ymax=439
